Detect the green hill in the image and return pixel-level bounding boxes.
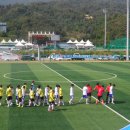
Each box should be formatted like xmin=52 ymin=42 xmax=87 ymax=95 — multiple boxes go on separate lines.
xmin=0 ymin=0 xmax=127 ymax=45
xmin=0 ymin=0 xmax=53 ymax=5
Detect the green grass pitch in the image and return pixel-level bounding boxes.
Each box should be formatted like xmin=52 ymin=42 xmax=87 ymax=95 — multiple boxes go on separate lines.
xmin=0 ymin=61 xmax=130 ymax=130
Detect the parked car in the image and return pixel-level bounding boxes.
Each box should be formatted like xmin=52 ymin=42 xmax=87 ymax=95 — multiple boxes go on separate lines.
xmin=97 ymin=56 xmax=110 ymax=60
xmin=21 ymin=55 xmax=35 ymax=61
xmin=71 ymin=53 xmax=85 ymax=60
xmin=109 ymin=55 xmax=120 ymax=60
xmin=63 ymin=55 xmax=72 ymax=60
xmin=48 ymin=54 xmax=63 ymax=61
xmin=1 ymin=54 xmax=19 ymax=61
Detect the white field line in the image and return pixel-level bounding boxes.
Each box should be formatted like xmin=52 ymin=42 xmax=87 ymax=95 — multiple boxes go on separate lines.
xmin=3 ymin=70 xmax=117 ymax=83
xmin=41 ymin=63 xmax=130 ymax=123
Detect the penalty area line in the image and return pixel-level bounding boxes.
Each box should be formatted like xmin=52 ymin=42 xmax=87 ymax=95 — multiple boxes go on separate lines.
xmin=41 ymin=63 xmax=130 ymax=123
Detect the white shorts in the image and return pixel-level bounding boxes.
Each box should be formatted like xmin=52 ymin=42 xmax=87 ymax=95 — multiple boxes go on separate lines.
xmin=70 ymin=95 xmax=74 ymax=99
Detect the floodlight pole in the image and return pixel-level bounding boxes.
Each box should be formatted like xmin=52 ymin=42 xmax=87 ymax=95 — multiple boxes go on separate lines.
xmin=126 ymin=0 xmax=129 ymax=61
xmin=103 ymin=9 xmax=107 ymax=48
xmin=38 ymin=45 xmax=40 ymax=61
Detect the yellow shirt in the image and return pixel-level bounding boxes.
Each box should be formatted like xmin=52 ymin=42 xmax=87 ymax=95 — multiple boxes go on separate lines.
xmin=6 ymin=87 xmax=12 ymax=97
xmin=18 ymin=88 xmax=22 ymax=98
xmin=29 ymin=90 xmax=35 ymax=99
xmin=0 ymin=87 xmax=3 ymax=96
xmin=59 ymin=88 xmax=63 ymax=96
xmin=49 ymin=90 xmax=54 ymax=102
xmin=38 ymin=88 xmax=44 ymax=97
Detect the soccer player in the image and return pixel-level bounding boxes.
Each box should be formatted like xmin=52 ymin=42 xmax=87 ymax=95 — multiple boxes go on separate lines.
xmin=105 ymin=83 xmax=112 ymax=104
xmin=31 ymin=80 xmax=35 ymax=91
xmin=6 ymin=85 xmax=13 ymax=107
xmin=94 ymin=82 xmax=101 ymax=91
xmin=38 ymin=85 xmax=44 ymax=106
xmin=58 ymin=85 xmax=64 ymax=106
xmin=17 ymin=85 xmax=23 ymax=107
xmin=0 ymin=85 xmax=3 ymax=106
xmin=10 ymin=85 xmax=14 ymax=106
xmin=79 ymin=85 xmax=88 ymax=104
xmin=86 ymin=84 xmax=93 ymax=103
xmin=35 ymin=86 xmax=40 ymax=105
xmin=69 ymin=84 xmax=74 ymax=105
xmin=95 ymin=85 xmax=105 ymax=104
xmin=48 ymin=87 xmax=55 ymax=111
xmin=21 ymin=85 xmax=26 ymax=106
xmin=44 ymin=85 xmax=49 ymax=105
xmin=21 ymin=83 xmax=27 ymax=92
xmin=29 ymin=87 xmax=36 ymax=106
xmin=15 ymin=85 xmax=19 ymax=105
xmin=54 ymin=84 xmax=59 ymax=105
xmin=108 ymin=84 xmax=115 ymax=104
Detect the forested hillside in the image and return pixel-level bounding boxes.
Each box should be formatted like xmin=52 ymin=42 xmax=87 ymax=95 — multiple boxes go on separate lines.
xmin=0 ymin=0 xmax=127 ymax=45
xmin=0 ymin=0 xmax=53 ymax=5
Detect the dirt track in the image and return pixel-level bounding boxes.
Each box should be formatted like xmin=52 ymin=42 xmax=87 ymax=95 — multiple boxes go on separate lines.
xmin=0 ymin=60 xmax=130 ymax=64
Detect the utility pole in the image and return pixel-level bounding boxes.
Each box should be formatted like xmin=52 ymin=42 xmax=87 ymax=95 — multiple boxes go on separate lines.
xmin=103 ymin=9 xmax=107 ymax=48
xmin=126 ymin=0 xmax=129 ymax=61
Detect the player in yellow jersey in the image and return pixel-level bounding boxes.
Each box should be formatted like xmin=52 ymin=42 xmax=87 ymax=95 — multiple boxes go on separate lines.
xmin=29 ymin=87 xmax=36 ymax=106
xmin=58 ymin=85 xmax=64 ymax=106
xmin=38 ymin=85 xmax=44 ymax=106
xmin=48 ymin=87 xmax=55 ymax=111
xmin=0 ymin=85 xmax=3 ymax=106
xmin=6 ymin=85 xmax=13 ymax=107
xmin=17 ymin=85 xmax=23 ymax=107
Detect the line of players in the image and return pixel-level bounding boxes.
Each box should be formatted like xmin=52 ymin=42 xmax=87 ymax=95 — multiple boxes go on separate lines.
xmin=0 ymin=82 xmax=65 ymax=112
xmin=78 ymin=83 xmax=115 ymax=105
xmin=0 ymin=82 xmax=115 ymax=110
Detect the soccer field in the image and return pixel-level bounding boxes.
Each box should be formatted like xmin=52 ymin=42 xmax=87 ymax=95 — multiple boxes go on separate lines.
xmin=0 ymin=61 xmax=130 ymax=130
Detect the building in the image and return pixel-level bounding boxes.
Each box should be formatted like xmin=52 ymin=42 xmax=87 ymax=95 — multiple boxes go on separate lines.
xmin=0 ymin=22 xmax=7 ymax=33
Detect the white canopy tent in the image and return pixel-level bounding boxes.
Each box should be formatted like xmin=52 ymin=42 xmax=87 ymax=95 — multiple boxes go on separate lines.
xmin=25 ymin=42 xmax=33 ymax=46
xmin=15 ymin=41 xmax=24 ymax=47
xmin=79 ymin=39 xmax=85 ymax=44
xmin=73 ymin=40 xmax=79 ymax=44
xmin=8 ymin=39 xmax=13 ymax=43
xmin=1 ymin=39 xmax=6 ymax=44
xmin=67 ymin=40 xmax=74 ymax=44
xmin=75 ymin=43 xmax=84 ymax=49
xmin=14 ymin=39 xmax=19 ymax=43
xmin=75 ymin=43 xmax=84 ymax=46
xmin=84 ymin=40 xmax=94 ymax=47
xmin=21 ymin=39 xmax=26 ymax=44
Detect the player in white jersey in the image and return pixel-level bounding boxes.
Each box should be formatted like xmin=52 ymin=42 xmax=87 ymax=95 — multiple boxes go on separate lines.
xmin=54 ymin=84 xmax=59 ymax=105
xmin=44 ymin=85 xmax=50 ymax=105
xmin=35 ymin=86 xmax=40 ymax=105
xmin=69 ymin=84 xmax=74 ymax=104
xmin=79 ymin=85 xmax=88 ymax=104
xmin=11 ymin=86 xmax=14 ymax=95
xmin=31 ymin=80 xmax=35 ymax=91
xmin=15 ymin=86 xmax=19 ymax=105
xmin=108 ymin=84 xmax=115 ymax=104
xmin=21 ymin=85 xmax=26 ymax=106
